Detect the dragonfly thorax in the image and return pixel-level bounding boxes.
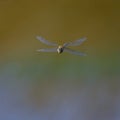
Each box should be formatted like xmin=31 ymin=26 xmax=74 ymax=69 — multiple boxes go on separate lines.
xmin=57 ymin=45 xmax=64 ymax=54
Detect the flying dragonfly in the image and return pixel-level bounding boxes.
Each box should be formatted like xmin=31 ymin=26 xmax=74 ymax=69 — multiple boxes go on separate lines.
xmin=36 ymin=36 xmax=87 ymax=56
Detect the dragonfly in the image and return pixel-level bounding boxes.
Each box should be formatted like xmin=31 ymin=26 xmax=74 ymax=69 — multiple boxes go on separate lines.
xmin=36 ymin=36 xmax=87 ymax=56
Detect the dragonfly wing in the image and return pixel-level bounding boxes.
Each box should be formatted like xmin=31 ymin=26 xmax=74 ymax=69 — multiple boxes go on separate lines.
xmin=63 ymin=43 xmax=70 ymax=47
xmin=36 ymin=36 xmax=58 ymax=46
xmin=67 ymin=37 xmax=87 ymax=46
xmin=64 ymin=48 xmax=86 ymax=56
xmin=37 ymin=48 xmax=57 ymax=52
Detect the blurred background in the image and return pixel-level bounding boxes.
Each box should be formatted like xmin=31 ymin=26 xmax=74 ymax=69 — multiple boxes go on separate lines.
xmin=0 ymin=0 xmax=120 ymax=120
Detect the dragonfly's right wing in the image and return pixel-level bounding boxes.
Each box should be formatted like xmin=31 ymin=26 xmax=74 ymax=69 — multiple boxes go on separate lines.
xmin=37 ymin=48 xmax=57 ymax=52
xmin=64 ymin=48 xmax=86 ymax=56
xmin=65 ymin=37 xmax=87 ymax=47
xmin=36 ymin=36 xmax=58 ymax=46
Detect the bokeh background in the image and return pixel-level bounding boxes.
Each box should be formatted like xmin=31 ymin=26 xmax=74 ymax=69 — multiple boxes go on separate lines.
xmin=0 ymin=0 xmax=120 ymax=120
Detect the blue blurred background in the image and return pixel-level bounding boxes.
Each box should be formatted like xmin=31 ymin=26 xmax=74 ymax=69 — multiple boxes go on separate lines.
xmin=0 ymin=0 xmax=120 ymax=120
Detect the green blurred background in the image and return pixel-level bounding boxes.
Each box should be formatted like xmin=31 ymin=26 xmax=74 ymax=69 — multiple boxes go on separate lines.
xmin=0 ymin=0 xmax=120 ymax=119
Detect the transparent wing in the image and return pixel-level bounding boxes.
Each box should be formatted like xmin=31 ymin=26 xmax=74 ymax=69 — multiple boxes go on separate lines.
xmin=64 ymin=48 xmax=86 ymax=56
xmin=65 ymin=37 xmax=87 ymax=47
xmin=63 ymin=43 xmax=70 ymax=47
xmin=36 ymin=36 xmax=58 ymax=46
xmin=37 ymin=48 xmax=57 ymax=52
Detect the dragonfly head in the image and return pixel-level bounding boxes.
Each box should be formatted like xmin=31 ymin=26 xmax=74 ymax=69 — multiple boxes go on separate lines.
xmin=57 ymin=45 xmax=64 ymax=54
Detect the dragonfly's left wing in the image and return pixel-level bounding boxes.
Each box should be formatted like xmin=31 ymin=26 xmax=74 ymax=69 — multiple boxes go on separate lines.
xmin=36 ymin=36 xmax=58 ymax=46
xmin=64 ymin=48 xmax=86 ymax=56
xmin=65 ymin=37 xmax=87 ymax=47
xmin=37 ymin=48 xmax=57 ymax=52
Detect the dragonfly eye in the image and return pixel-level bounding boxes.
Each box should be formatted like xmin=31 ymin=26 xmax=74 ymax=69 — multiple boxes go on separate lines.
xmin=57 ymin=48 xmax=63 ymax=54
